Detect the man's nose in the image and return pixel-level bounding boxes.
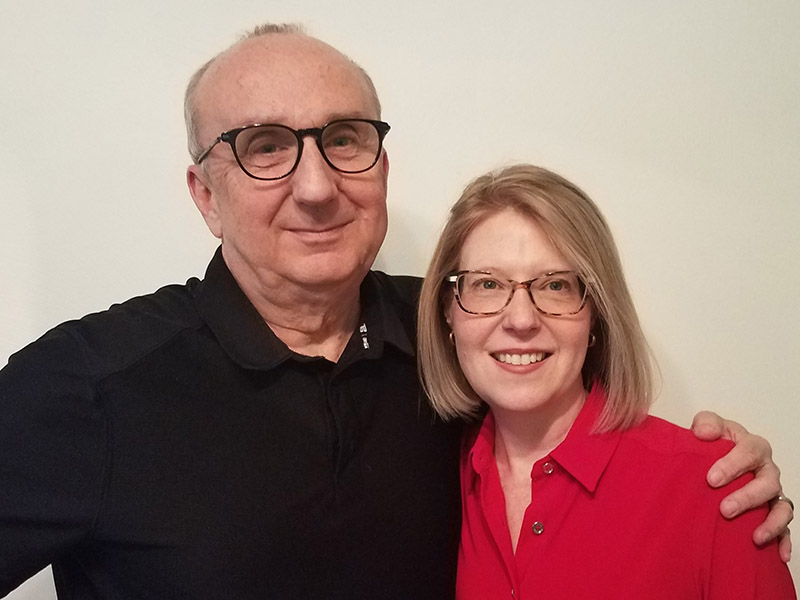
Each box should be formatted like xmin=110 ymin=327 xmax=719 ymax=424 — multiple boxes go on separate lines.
xmin=290 ymin=137 xmax=338 ymax=205
xmin=502 ymin=285 xmax=542 ymax=332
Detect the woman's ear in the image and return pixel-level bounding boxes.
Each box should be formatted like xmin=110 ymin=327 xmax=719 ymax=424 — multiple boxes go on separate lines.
xmin=587 ymin=299 xmax=598 ymax=327
xmin=444 ymin=298 xmax=454 ymax=329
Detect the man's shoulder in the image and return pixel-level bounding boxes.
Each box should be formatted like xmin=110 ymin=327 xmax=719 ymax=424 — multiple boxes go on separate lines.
xmin=9 ymin=279 xmax=205 ymax=380
xmin=365 ymin=271 xmax=423 ymax=303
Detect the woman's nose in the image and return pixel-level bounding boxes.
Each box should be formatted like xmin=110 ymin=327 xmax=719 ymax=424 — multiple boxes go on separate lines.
xmin=501 ymin=285 xmax=541 ymax=332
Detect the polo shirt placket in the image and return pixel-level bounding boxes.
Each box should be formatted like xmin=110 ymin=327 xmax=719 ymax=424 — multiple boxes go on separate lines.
xmin=0 ymin=248 xmax=463 ymax=599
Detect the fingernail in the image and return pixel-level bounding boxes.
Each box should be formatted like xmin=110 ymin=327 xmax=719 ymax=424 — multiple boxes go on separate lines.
xmin=708 ymin=470 xmax=723 ymax=487
xmin=721 ymin=498 xmax=739 ymax=517
xmin=696 ymin=424 xmax=716 ymax=437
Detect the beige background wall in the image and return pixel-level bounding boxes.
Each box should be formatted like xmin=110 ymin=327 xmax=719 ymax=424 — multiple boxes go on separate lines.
xmin=2 ymin=0 xmax=798 ymax=595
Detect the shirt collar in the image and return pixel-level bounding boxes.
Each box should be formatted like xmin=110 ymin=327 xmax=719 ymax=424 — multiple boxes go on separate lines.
xmin=549 ymin=385 xmax=622 ymax=493
xmin=353 ymin=269 xmax=416 ymax=359
xmin=464 ymin=385 xmax=622 ymax=494
xmin=463 ymin=410 xmax=497 ymax=490
xmin=193 ymin=248 xmax=415 ymax=370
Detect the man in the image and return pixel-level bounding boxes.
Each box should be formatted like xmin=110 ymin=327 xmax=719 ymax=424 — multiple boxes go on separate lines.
xmin=0 ymin=23 xmax=791 ymax=599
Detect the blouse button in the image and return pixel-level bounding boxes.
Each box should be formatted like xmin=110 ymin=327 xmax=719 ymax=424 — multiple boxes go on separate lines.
xmin=542 ymin=462 xmax=554 ymax=474
xmin=532 ymin=521 xmax=544 ymax=535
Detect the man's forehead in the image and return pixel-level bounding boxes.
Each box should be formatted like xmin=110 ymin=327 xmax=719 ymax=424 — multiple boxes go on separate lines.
xmin=196 ymin=34 xmax=376 ymax=130
xmin=215 ymin=34 xmax=345 ymax=75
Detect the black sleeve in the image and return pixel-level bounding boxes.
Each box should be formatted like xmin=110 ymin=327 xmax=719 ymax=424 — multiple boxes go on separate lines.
xmin=0 ymin=326 xmax=107 ymax=595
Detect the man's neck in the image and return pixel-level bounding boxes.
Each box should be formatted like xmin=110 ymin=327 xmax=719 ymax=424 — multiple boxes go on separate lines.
xmin=266 ymin=301 xmax=360 ymax=362
xmin=223 ymin=253 xmax=364 ymax=362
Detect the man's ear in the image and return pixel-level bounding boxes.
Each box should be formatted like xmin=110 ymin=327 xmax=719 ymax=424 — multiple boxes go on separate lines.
xmin=381 ymin=150 xmax=389 ymax=176
xmin=187 ymin=165 xmax=223 ymax=239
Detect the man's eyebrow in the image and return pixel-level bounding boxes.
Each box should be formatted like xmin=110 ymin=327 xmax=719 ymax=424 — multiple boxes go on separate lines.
xmin=228 ymin=111 xmax=376 ymax=129
xmin=323 ymin=111 xmax=374 ymax=122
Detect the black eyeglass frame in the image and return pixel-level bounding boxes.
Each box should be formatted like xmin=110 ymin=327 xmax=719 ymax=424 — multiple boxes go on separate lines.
xmin=195 ymin=118 xmax=391 ymax=181
xmin=446 ymin=269 xmax=590 ymax=317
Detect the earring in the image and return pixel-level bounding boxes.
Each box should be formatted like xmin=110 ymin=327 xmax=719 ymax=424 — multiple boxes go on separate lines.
xmin=588 ymin=332 xmax=596 ymax=347
xmin=449 ymin=331 xmax=456 ymax=346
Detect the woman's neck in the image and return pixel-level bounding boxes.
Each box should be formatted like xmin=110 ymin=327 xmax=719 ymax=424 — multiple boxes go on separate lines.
xmin=490 ymin=382 xmax=587 ymax=553
xmin=491 ymin=381 xmax=588 ymax=468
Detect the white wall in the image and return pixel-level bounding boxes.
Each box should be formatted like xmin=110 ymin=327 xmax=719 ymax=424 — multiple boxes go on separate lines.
xmin=2 ymin=0 xmax=798 ymax=596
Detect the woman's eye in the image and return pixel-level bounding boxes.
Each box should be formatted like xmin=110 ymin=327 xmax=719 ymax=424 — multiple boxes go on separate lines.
xmin=471 ymin=278 xmax=504 ymax=293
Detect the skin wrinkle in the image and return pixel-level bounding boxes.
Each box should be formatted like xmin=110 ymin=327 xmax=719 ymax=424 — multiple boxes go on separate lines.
xmin=186 ymin=33 xmax=388 ymax=361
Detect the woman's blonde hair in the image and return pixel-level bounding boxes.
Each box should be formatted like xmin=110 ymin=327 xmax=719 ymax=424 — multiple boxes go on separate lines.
xmin=417 ymin=164 xmax=654 ymax=432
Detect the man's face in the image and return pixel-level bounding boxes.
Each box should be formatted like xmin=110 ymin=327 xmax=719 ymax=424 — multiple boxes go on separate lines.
xmin=187 ymin=35 xmax=389 ymax=295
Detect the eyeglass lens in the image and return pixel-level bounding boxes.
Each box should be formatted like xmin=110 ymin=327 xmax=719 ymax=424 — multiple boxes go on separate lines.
xmin=234 ymin=120 xmax=382 ymax=179
xmin=455 ymin=272 xmax=586 ymax=315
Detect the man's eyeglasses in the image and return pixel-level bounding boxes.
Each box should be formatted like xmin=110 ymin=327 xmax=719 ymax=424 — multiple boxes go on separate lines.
xmin=195 ymin=119 xmax=391 ymax=181
xmin=447 ymin=270 xmax=589 ymax=316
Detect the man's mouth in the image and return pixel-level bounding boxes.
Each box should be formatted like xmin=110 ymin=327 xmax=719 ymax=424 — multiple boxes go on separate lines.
xmin=291 ymin=222 xmax=348 ymax=234
xmin=491 ymin=352 xmax=549 ymax=366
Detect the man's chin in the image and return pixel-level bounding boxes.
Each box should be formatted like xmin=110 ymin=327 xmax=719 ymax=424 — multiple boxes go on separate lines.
xmin=286 ymin=255 xmax=373 ymax=289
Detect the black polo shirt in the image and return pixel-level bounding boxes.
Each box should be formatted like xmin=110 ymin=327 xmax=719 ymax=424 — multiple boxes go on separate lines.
xmin=0 ymin=249 xmax=462 ymax=599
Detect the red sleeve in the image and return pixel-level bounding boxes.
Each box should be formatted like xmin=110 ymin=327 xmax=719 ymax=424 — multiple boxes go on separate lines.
xmin=694 ymin=472 xmax=796 ymax=599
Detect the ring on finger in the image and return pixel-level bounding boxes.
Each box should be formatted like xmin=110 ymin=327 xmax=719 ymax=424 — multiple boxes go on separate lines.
xmin=775 ymin=494 xmax=795 ymax=512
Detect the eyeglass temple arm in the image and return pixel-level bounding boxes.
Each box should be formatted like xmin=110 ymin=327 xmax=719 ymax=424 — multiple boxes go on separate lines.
xmin=195 ymin=136 xmax=224 ymax=164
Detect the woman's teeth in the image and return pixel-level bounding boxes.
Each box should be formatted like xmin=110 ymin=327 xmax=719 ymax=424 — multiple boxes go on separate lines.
xmin=492 ymin=352 xmax=547 ymax=365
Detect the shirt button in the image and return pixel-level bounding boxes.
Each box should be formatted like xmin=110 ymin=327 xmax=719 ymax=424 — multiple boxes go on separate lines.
xmin=542 ymin=462 xmax=554 ymax=474
xmin=532 ymin=521 xmax=544 ymax=535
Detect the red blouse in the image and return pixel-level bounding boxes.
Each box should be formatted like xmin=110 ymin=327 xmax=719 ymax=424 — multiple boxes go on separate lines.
xmin=458 ymin=386 xmax=795 ymax=599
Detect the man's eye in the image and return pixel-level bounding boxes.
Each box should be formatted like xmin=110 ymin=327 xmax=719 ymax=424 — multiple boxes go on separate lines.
xmin=329 ymin=136 xmax=354 ymax=147
xmin=255 ymin=144 xmax=279 ymax=154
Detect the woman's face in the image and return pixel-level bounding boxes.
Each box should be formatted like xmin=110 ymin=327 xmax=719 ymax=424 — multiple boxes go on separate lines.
xmin=446 ymin=209 xmax=593 ymax=417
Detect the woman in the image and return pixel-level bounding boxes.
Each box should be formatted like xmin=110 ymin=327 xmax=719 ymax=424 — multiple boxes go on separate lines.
xmin=418 ymin=164 xmax=795 ymax=598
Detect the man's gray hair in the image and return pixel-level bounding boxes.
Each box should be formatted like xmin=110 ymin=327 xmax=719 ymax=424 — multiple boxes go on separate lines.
xmin=183 ymin=23 xmax=382 ymax=162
